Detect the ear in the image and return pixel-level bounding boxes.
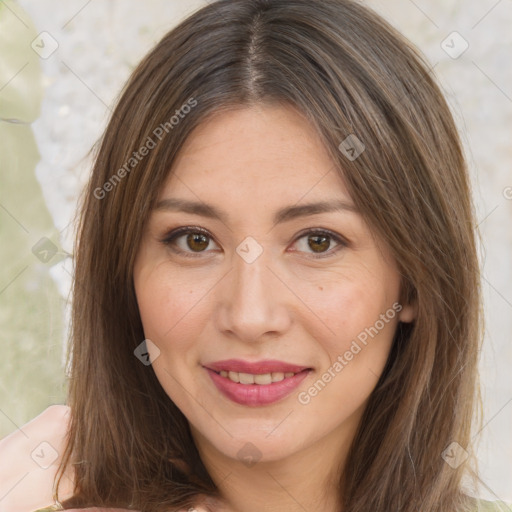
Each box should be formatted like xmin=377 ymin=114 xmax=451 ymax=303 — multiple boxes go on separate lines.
xmin=398 ymin=299 xmax=417 ymax=323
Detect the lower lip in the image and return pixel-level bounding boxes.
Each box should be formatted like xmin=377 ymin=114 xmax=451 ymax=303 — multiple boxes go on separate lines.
xmin=204 ymin=367 xmax=311 ymax=406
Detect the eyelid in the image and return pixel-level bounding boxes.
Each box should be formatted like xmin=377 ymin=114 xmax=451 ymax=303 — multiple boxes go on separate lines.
xmin=159 ymin=225 xmax=349 ymax=259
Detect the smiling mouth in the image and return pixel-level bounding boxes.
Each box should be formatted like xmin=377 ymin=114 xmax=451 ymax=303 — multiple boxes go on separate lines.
xmin=203 ymin=359 xmax=313 ymax=406
xmin=204 ymin=366 xmax=312 ymax=407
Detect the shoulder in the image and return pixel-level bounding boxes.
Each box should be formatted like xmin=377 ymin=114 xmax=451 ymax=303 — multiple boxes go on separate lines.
xmin=0 ymin=405 xmax=75 ymax=512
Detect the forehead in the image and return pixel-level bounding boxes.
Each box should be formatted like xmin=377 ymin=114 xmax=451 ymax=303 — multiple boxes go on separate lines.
xmin=159 ymin=104 xmax=352 ymax=203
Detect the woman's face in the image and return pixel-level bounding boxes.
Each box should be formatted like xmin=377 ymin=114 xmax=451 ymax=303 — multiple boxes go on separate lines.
xmin=133 ymin=104 xmax=415 ymax=469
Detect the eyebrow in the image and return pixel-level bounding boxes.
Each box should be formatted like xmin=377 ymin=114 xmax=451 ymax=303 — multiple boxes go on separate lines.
xmin=154 ymin=197 xmax=359 ymax=225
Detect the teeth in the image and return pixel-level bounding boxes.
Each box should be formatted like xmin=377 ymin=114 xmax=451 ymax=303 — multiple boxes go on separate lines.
xmin=254 ymin=373 xmax=272 ymax=385
xmin=239 ymin=372 xmax=255 ymax=384
xmin=217 ymin=370 xmax=300 ymax=384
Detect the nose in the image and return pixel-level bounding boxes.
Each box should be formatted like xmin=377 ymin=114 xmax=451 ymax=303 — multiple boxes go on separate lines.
xmin=214 ymin=244 xmax=292 ymax=343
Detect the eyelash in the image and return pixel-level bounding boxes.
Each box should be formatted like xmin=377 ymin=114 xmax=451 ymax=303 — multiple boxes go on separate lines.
xmin=159 ymin=226 xmax=348 ymax=260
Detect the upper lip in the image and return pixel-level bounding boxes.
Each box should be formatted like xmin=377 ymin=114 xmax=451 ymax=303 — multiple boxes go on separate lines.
xmin=204 ymin=359 xmax=311 ymax=374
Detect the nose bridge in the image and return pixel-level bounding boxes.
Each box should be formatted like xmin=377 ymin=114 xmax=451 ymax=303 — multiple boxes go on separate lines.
xmin=215 ymin=239 xmax=290 ymax=341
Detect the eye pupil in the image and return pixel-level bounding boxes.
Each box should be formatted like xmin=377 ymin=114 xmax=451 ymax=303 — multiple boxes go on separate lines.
xmin=187 ymin=233 xmax=209 ymax=251
xmin=308 ymin=234 xmax=330 ymax=253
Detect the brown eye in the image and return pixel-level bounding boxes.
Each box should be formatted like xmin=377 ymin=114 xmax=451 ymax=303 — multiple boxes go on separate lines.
xmin=292 ymin=229 xmax=348 ymax=259
xmin=307 ymin=234 xmax=331 ymax=253
xmin=161 ymin=227 xmax=218 ymax=258
xmin=185 ymin=232 xmax=210 ymax=252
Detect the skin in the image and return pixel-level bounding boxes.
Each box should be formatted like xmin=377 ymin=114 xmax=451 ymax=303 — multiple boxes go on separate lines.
xmin=133 ymin=104 xmax=416 ymax=512
xmin=0 ymin=406 xmax=75 ymax=512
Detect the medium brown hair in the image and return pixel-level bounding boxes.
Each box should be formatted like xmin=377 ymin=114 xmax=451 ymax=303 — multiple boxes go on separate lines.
xmin=55 ymin=1 xmax=483 ymax=510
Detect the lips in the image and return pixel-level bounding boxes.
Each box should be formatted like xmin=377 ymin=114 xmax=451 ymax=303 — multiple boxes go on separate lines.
xmin=203 ymin=359 xmax=312 ymax=406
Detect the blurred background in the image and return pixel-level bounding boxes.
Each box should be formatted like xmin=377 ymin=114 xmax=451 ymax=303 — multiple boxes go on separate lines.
xmin=0 ymin=0 xmax=510 ymax=503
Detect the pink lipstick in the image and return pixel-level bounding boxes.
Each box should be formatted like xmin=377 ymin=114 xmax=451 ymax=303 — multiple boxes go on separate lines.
xmin=203 ymin=359 xmax=312 ymax=406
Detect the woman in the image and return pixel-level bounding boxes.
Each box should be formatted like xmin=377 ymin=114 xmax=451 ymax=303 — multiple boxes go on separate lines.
xmin=0 ymin=0 xmax=508 ymax=511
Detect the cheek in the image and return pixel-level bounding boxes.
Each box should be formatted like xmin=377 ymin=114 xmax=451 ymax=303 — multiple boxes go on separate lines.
xmin=297 ymin=270 xmax=400 ymax=398
xmin=134 ymin=267 xmax=210 ymax=407
xmin=300 ymin=272 xmax=397 ymax=344
xmin=296 ymin=279 xmax=399 ymax=419
xmin=135 ymin=264 xmax=210 ymax=346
